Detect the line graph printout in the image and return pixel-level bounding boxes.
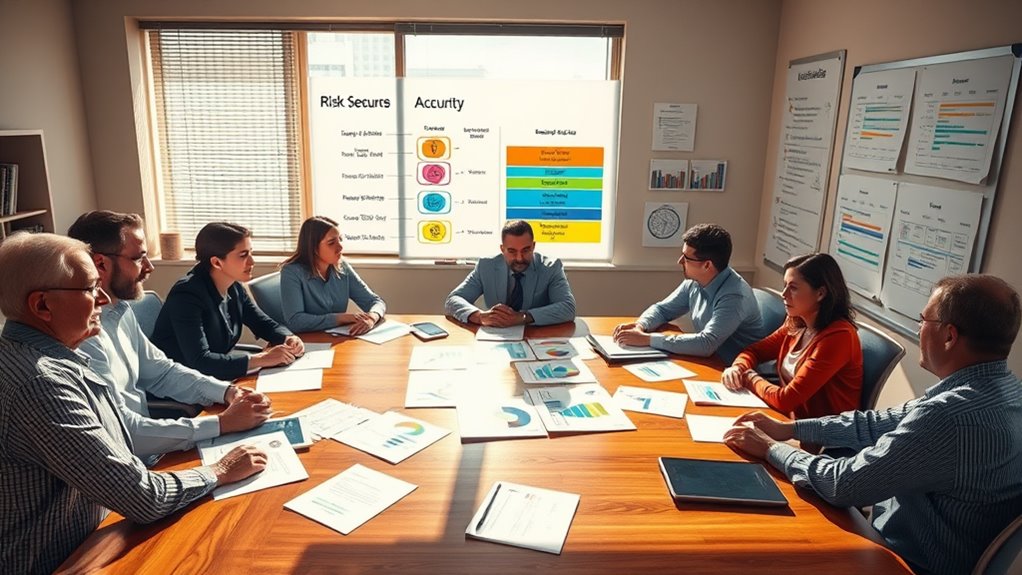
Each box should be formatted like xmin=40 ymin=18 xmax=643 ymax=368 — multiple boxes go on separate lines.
xmin=905 ymin=55 xmax=1013 ymax=184
xmin=828 ymin=175 xmax=898 ymax=299
xmin=881 ymin=182 xmax=982 ymax=318
xmin=842 ymin=68 xmax=916 ymax=173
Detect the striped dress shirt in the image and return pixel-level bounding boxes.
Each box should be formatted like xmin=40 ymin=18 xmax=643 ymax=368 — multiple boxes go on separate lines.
xmin=766 ymin=360 xmax=1022 ymax=575
xmin=0 ymin=322 xmax=217 ymax=575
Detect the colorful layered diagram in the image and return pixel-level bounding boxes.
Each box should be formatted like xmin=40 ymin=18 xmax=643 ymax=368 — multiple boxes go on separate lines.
xmin=506 ymin=146 xmax=604 ymax=243
xmin=557 ymin=402 xmax=610 ymax=419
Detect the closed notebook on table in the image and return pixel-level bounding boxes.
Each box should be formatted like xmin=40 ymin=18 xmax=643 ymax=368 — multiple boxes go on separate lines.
xmin=658 ymin=457 xmax=788 ymax=507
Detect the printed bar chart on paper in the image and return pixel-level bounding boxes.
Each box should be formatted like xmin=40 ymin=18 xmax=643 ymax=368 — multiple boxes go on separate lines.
xmin=525 ymin=384 xmax=636 ymax=434
xmin=829 ymin=175 xmax=897 ymax=299
xmin=880 ymin=182 xmax=982 ymax=318
xmin=905 ymin=55 xmax=1012 ymax=183
xmin=688 ymin=160 xmax=727 ymax=191
xmin=506 ymin=146 xmax=604 ymax=243
xmin=648 ymin=159 xmax=688 ymax=190
xmin=843 ymin=68 xmax=915 ymax=173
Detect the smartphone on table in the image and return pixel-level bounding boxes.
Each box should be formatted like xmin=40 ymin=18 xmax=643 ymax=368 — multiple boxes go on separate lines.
xmin=410 ymin=321 xmax=449 ymax=341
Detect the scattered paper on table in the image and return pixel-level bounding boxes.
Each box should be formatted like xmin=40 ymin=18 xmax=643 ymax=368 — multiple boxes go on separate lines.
xmin=284 ymin=464 xmax=417 ymax=535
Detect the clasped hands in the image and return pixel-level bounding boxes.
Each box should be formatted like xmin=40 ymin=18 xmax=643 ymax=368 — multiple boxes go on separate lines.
xmin=471 ymin=304 xmax=528 ymax=327
xmin=611 ymin=322 xmax=652 ymax=347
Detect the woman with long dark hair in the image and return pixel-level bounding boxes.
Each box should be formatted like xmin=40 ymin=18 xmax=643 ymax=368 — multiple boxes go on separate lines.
xmin=721 ymin=253 xmax=862 ymax=419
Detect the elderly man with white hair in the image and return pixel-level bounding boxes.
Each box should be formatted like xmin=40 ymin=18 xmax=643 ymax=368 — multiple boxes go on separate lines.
xmin=0 ymin=232 xmax=267 ymax=575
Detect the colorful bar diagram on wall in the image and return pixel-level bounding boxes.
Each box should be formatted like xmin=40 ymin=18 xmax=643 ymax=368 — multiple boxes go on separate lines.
xmin=829 ymin=175 xmax=897 ymax=299
xmin=688 ymin=160 xmax=727 ymax=191
xmin=648 ymin=159 xmax=688 ymax=190
xmin=506 ymin=146 xmax=604 ymax=243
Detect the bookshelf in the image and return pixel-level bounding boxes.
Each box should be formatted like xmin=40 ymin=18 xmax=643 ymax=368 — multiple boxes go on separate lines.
xmin=0 ymin=130 xmax=55 ymax=240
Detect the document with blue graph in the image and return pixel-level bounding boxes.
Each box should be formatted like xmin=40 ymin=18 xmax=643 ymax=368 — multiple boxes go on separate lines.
xmin=683 ymin=380 xmax=767 ymax=408
xmin=333 ymin=411 xmax=451 ymax=464
xmin=456 ymin=394 xmax=547 ymax=441
xmin=525 ymin=384 xmax=635 ymax=433
xmin=514 ymin=358 xmax=597 ymax=385
xmin=611 ymin=386 xmax=688 ymax=419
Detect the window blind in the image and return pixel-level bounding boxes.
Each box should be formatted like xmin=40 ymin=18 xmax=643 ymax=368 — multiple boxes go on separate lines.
xmin=148 ymin=29 xmax=303 ymax=253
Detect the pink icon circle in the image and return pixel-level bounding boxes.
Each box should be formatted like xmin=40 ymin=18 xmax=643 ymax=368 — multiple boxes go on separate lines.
xmin=422 ymin=164 xmax=446 ymax=184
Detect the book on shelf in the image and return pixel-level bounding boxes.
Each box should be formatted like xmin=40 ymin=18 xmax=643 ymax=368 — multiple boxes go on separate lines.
xmin=0 ymin=163 xmax=18 ymax=216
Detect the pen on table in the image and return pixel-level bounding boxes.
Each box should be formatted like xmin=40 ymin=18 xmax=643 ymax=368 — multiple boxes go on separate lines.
xmin=475 ymin=482 xmax=502 ymax=531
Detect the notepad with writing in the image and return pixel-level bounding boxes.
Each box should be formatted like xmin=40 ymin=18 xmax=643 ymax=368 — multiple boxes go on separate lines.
xmin=658 ymin=457 xmax=788 ymax=507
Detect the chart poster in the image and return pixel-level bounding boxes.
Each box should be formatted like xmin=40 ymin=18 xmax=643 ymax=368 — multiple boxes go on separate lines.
xmin=880 ymin=182 xmax=983 ymax=318
xmin=308 ymin=77 xmax=619 ymax=260
xmin=905 ymin=55 xmax=1013 ymax=184
xmin=765 ymin=52 xmax=845 ymax=267
xmin=828 ymin=175 xmax=898 ymax=299
xmin=843 ymin=68 xmax=916 ymax=173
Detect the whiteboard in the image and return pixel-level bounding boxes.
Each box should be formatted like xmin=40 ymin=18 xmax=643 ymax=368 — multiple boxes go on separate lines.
xmin=830 ymin=44 xmax=1021 ymax=341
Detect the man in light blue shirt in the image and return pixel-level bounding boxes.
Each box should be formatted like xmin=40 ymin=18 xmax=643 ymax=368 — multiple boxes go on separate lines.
xmin=70 ymin=211 xmax=271 ymax=458
xmin=614 ymin=224 xmax=765 ymax=364
xmin=725 ymin=274 xmax=1022 ymax=575
xmin=445 ymin=220 xmax=576 ymax=327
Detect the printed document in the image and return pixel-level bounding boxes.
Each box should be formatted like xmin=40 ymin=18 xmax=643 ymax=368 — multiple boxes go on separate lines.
xmin=198 ymin=431 xmax=308 ymax=500
xmin=466 ymin=481 xmax=580 ymax=554
xmin=285 ymin=464 xmax=416 ymax=535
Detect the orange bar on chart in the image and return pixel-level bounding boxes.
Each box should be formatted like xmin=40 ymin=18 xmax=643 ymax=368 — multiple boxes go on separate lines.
xmin=506 ymin=146 xmax=604 ymax=167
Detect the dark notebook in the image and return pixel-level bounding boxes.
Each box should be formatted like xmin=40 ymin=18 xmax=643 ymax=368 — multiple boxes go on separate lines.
xmin=658 ymin=457 xmax=789 ymax=507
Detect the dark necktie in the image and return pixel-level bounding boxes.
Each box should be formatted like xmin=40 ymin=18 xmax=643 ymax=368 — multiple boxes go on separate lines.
xmin=508 ymin=272 xmax=524 ymax=311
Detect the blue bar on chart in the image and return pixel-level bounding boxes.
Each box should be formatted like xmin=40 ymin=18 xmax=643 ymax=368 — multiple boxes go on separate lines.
xmin=688 ymin=160 xmax=727 ymax=191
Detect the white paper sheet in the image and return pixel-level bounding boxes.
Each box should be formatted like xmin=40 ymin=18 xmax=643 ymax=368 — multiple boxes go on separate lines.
xmin=404 ymin=369 xmax=472 ymax=408
xmin=475 ymin=325 xmax=525 ymax=342
xmin=568 ymin=337 xmax=598 ymax=360
xmin=652 ymin=102 xmax=697 ymax=152
xmin=466 ymin=481 xmax=580 ymax=555
xmin=408 ymin=345 xmax=472 ymax=371
xmin=260 ymin=348 xmax=335 ymax=375
xmin=257 ymin=368 xmax=324 ymax=393
xmin=622 ymin=360 xmax=697 ymax=383
xmin=474 ymin=341 xmax=537 ymax=364
xmin=290 ymin=398 xmax=376 ymax=441
xmin=456 ymin=394 xmax=547 ymax=441
xmin=842 ymin=68 xmax=916 ymax=173
xmin=642 ymin=202 xmax=688 ymax=248
xmin=828 ymin=174 xmax=898 ymax=299
xmin=198 ymin=431 xmax=308 ymax=500
xmin=284 ymin=464 xmax=417 ymax=535
xmin=682 ymin=380 xmax=768 ymax=408
xmin=612 ymin=386 xmax=688 ymax=419
xmin=333 ymin=411 xmax=451 ymax=464
xmin=685 ymin=414 xmax=740 ymax=443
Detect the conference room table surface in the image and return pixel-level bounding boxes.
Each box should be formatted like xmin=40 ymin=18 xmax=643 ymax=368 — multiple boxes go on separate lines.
xmin=60 ymin=316 xmax=911 ymax=574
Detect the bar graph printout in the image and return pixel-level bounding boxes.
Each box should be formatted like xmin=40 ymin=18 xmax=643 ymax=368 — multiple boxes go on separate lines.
xmin=828 ymin=175 xmax=898 ymax=299
xmin=842 ymin=68 xmax=916 ymax=173
xmin=905 ymin=55 xmax=1013 ymax=184
xmin=880 ymin=182 xmax=982 ymax=318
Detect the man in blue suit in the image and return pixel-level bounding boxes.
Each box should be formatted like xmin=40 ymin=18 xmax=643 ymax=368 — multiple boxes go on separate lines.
xmin=445 ymin=220 xmax=576 ymax=327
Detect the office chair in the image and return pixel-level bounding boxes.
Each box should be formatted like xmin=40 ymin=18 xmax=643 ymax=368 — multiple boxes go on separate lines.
xmin=127 ymin=290 xmax=163 ymax=339
xmin=752 ymin=287 xmax=787 ymax=382
xmin=249 ymin=271 xmax=285 ymax=325
xmin=856 ymin=322 xmax=905 ymax=411
xmin=973 ymin=514 xmax=1022 ymax=575
xmin=126 ymin=290 xmax=202 ymax=419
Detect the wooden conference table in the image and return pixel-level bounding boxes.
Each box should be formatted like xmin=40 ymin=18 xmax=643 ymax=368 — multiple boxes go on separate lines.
xmin=61 ymin=316 xmax=910 ymax=574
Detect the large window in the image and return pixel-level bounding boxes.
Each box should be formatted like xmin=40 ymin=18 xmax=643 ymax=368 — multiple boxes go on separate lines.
xmin=143 ymin=23 xmax=623 ymax=259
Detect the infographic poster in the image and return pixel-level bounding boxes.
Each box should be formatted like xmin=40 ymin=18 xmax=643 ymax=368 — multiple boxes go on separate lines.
xmin=308 ymin=78 xmax=619 ymax=260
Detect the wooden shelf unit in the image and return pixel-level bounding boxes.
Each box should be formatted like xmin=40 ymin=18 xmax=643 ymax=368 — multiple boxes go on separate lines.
xmin=0 ymin=130 xmax=55 ymax=240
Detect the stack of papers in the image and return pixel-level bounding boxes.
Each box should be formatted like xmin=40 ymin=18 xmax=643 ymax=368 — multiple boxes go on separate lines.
xmin=285 ymin=464 xmax=417 ymax=535
xmin=290 ymin=398 xmax=376 ymax=441
xmin=333 ymin=411 xmax=451 ymax=464
xmin=611 ymin=386 xmax=688 ymax=419
xmin=683 ymin=380 xmax=768 ymax=408
xmin=525 ymin=384 xmax=636 ymax=434
xmin=466 ymin=481 xmax=580 ymax=555
xmin=586 ymin=334 xmax=668 ymax=362
xmin=198 ymin=431 xmax=309 ymax=500
xmin=326 ymin=320 xmax=411 ymax=344
xmin=514 ymin=358 xmax=597 ymax=385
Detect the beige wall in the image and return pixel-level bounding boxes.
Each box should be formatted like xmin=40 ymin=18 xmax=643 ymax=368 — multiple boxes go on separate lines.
xmin=68 ymin=0 xmax=780 ymax=311
xmin=755 ymin=0 xmax=1022 ymax=406
xmin=0 ymin=0 xmax=96 ymax=233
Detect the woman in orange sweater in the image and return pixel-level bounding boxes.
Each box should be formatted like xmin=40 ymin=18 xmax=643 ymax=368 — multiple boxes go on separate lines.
xmin=722 ymin=253 xmax=862 ymax=420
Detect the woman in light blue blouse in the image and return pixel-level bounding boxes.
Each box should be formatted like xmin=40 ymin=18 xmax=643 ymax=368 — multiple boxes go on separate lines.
xmin=279 ymin=216 xmax=386 ymax=334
